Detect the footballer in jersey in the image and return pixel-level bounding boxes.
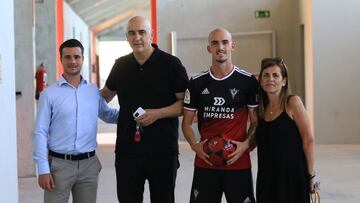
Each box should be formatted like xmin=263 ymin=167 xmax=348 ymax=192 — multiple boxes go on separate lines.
xmin=184 ymin=66 xmax=258 ymax=170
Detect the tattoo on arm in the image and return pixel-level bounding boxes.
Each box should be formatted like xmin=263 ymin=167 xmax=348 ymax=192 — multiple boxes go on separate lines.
xmin=247 ymin=107 xmax=258 ymax=149
xmin=247 ymin=123 xmax=257 ymax=148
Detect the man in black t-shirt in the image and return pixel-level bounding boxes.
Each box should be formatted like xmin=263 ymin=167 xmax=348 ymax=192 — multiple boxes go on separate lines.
xmin=101 ymin=16 xmax=188 ymax=203
xmin=182 ymin=28 xmax=258 ymax=203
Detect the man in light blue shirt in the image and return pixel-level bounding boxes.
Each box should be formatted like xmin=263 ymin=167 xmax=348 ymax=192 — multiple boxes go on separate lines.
xmin=32 ymin=39 xmax=118 ymax=203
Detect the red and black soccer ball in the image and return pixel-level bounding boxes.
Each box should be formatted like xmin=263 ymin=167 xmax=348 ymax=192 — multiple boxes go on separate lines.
xmin=203 ymin=136 xmax=237 ymax=166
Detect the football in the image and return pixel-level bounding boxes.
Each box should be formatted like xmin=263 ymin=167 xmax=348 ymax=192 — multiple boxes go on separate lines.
xmin=203 ymin=136 xmax=237 ymax=166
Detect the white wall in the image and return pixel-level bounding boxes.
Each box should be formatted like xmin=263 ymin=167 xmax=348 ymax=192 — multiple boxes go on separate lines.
xmin=0 ymin=0 xmax=19 ymax=201
xmin=158 ymin=0 xmax=304 ymax=98
xmin=158 ymin=0 xmax=304 ymax=141
xmin=15 ymin=0 xmax=36 ymax=177
xmin=98 ymin=41 xmax=132 ymax=87
xmin=158 ymin=0 xmax=360 ymax=144
xmin=313 ymin=0 xmax=360 ymax=143
xmin=63 ymin=1 xmax=91 ymax=82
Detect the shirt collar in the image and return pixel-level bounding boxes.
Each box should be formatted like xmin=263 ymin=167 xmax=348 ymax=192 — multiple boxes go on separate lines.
xmin=57 ymin=75 xmax=87 ymax=87
xmin=131 ymin=43 xmax=159 ymax=65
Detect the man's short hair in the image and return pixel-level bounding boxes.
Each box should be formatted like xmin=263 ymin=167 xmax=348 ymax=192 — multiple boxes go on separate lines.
xmin=126 ymin=16 xmax=152 ymax=34
xmin=59 ymin=39 xmax=84 ymax=57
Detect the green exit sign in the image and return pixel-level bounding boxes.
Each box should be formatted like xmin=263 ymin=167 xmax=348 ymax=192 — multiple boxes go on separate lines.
xmin=255 ymin=10 xmax=270 ymax=18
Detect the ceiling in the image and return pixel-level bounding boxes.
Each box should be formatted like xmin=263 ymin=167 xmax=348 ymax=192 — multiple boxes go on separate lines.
xmin=65 ymin=0 xmax=150 ymax=41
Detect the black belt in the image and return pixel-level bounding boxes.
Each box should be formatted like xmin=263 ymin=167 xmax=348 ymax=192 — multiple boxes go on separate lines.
xmin=49 ymin=150 xmax=95 ymax=161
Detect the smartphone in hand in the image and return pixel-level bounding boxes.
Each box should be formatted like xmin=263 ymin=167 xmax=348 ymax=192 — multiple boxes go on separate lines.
xmin=133 ymin=107 xmax=146 ymax=118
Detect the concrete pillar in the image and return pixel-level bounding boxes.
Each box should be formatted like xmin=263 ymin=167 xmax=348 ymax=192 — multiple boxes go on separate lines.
xmin=35 ymin=0 xmax=57 ymax=85
xmin=15 ymin=0 xmax=36 ymax=177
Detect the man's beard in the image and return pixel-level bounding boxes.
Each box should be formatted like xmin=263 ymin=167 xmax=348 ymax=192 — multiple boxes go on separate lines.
xmin=216 ymin=58 xmax=227 ymax=63
xmin=215 ymin=51 xmax=227 ymax=63
xmin=65 ymin=66 xmax=81 ymax=75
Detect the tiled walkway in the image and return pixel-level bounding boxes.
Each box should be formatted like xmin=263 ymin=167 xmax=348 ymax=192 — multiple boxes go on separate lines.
xmin=19 ymin=142 xmax=360 ymax=203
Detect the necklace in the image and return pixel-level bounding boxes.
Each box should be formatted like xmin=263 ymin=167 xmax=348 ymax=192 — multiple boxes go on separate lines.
xmin=268 ymin=105 xmax=278 ymax=115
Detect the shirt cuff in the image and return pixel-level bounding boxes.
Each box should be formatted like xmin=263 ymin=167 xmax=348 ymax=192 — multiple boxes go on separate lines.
xmin=37 ymin=161 xmax=50 ymax=175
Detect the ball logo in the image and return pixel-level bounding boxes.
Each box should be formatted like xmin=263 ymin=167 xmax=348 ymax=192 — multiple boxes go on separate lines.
xmin=203 ymin=136 xmax=236 ymax=166
xmin=213 ymin=97 xmax=225 ymax=106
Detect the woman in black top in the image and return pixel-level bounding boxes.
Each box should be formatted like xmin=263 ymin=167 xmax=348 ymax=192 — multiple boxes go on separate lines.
xmin=255 ymin=57 xmax=318 ymax=202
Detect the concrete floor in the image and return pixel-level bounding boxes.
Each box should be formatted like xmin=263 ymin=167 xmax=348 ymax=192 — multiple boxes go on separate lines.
xmin=19 ymin=142 xmax=360 ymax=203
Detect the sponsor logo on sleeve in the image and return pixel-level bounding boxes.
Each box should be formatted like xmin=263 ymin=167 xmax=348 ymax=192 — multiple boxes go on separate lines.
xmin=184 ymin=89 xmax=191 ymax=104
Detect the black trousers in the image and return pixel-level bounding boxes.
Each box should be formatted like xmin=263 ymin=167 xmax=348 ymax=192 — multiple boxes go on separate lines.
xmin=115 ymin=155 xmax=179 ymax=203
xmin=190 ymin=167 xmax=255 ymax=203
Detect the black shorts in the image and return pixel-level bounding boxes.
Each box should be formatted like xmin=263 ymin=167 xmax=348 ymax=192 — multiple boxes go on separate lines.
xmin=115 ymin=155 xmax=179 ymax=203
xmin=190 ymin=167 xmax=255 ymax=203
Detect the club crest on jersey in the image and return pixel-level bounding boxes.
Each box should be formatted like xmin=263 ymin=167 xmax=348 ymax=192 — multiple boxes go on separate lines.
xmin=213 ymin=97 xmax=225 ymax=106
xmin=201 ymin=88 xmax=210 ymax=94
xmin=193 ymin=189 xmax=199 ymax=200
xmin=184 ymin=89 xmax=190 ymax=104
xmin=229 ymin=88 xmax=239 ymax=99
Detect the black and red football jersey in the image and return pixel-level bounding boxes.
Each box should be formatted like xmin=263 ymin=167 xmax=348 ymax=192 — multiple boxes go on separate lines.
xmin=184 ymin=66 xmax=258 ymax=170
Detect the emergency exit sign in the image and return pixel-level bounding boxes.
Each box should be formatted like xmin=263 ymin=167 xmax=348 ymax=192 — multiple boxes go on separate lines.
xmin=255 ymin=10 xmax=270 ymax=18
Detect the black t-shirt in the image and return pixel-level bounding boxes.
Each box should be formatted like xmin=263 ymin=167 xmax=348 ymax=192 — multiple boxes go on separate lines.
xmin=184 ymin=66 xmax=258 ymax=169
xmin=106 ymin=44 xmax=188 ymax=155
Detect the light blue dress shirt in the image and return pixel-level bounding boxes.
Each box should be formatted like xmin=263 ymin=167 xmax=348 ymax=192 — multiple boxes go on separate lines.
xmin=33 ymin=76 xmax=118 ymax=175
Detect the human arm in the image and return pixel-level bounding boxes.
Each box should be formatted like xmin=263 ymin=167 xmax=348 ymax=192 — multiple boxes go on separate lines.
xmin=98 ymin=92 xmax=119 ymax=123
xmin=247 ymin=107 xmax=258 ymax=150
xmin=32 ymin=92 xmax=55 ymax=191
xmin=101 ymin=85 xmax=116 ymax=103
xmin=135 ymin=92 xmax=185 ymax=127
xmin=134 ymin=55 xmax=188 ymax=126
xmin=38 ymin=174 xmax=55 ymax=192
xmin=288 ymin=95 xmax=317 ymax=192
xmin=227 ymin=106 xmax=258 ymax=165
xmin=181 ymin=109 xmax=212 ymax=166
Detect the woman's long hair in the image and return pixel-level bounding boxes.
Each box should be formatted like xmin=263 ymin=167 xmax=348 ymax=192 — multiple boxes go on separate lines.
xmin=258 ymin=57 xmax=291 ymax=119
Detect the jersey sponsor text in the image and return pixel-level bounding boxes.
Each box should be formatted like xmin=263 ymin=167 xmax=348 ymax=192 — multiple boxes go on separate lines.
xmin=203 ymin=106 xmax=234 ymax=119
